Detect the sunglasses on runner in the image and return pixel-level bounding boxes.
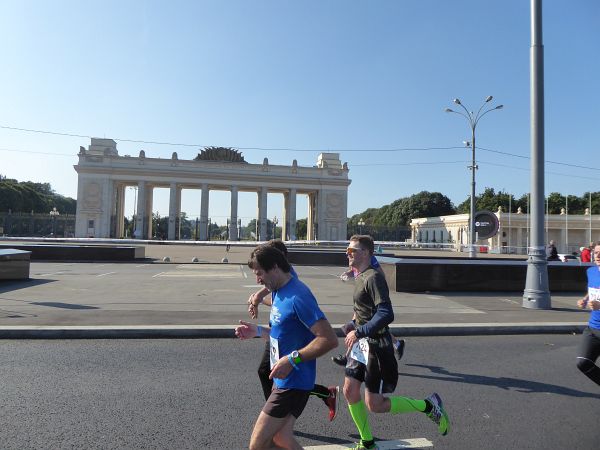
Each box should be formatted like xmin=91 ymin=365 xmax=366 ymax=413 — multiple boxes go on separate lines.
xmin=346 ymin=247 xmax=363 ymax=254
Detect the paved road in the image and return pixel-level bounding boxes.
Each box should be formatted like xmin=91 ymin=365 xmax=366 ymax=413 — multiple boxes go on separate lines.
xmin=0 ymin=335 xmax=597 ymax=450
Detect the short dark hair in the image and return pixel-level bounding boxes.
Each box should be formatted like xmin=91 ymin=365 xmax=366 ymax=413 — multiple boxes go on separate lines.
xmin=350 ymin=234 xmax=375 ymax=255
xmin=267 ymin=239 xmax=288 ymax=257
xmin=349 ymin=234 xmax=374 ymax=255
xmin=248 ymin=245 xmax=291 ymax=273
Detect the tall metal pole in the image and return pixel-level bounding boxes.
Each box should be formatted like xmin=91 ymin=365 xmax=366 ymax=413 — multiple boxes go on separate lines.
xmin=469 ymin=129 xmax=477 ymax=258
xmin=445 ymin=98 xmax=502 ymax=258
xmin=523 ymin=0 xmax=551 ymax=309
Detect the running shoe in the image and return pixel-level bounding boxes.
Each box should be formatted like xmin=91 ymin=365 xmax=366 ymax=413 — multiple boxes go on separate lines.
xmin=394 ymin=339 xmax=405 ymax=361
xmin=325 ymin=386 xmax=339 ymax=421
xmin=425 ymin=392 xmax=450 ymax=436
xmin=331 ymin=354 xmax=347 ymax=366
xmin=351 ymin=440 xmax=378 ymax=449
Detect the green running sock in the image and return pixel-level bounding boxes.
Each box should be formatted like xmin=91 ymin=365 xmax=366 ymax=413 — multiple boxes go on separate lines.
xmin=348 ymin=400 xmax=373 ymax=442
xmin=390 ymin=396 xmax=427 ymax=414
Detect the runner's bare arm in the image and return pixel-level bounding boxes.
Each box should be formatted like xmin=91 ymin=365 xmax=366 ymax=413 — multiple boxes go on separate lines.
xmin=235 ymin=320 xmax=270 ymax=340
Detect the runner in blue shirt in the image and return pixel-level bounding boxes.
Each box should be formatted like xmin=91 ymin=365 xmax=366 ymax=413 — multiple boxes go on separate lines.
xmin=576 ymin=241 xmax=600 ymax=386
xmin=247 ymin=239 xmax=340 ymax=420
xmin=236 ymin=244 xmax=338 ymax=450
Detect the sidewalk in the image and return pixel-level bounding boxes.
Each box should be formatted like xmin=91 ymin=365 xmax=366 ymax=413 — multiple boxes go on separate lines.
xmin=0 ymin=243 xmax=589 ymax=338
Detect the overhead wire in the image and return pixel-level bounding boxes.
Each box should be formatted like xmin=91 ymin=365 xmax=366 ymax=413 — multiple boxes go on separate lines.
xmin=1 ymin=124 xmax=598 ymax=175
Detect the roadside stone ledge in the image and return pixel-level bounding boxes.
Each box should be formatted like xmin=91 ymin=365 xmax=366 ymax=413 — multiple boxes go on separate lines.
xmin=0 ymin=323 xmax=587 ymax=339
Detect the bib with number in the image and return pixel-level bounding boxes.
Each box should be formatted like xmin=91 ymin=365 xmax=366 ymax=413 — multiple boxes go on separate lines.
xmin=350 ymin=338 xmax=370 ymax=365
xmin=589 ymin=287 xmax=600 ymax=302
xmin=269 ymin=336 xmax=280 ymax=369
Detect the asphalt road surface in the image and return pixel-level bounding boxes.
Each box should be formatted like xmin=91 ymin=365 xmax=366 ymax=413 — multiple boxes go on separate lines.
xmin=0 ymin=334 xmax=598 ymax=450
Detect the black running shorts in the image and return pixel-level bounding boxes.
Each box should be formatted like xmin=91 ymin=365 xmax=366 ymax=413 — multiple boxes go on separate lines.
xmin=345 ymin=332 xmax=398 ymax=394
xmin=262 ymin=388 xmax=310 ymax=418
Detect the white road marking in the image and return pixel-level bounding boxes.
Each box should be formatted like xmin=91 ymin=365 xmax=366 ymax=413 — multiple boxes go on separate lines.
xmin=135 ymin=264 xmax=151 ymax=268
xmin=152 ymin=272 xmax=166 ymax=278
xmin=243 ymin=284 xmax=262 ymax=288
xmin=160 ymin=272 xmax=241 ymax=278
xmin=304 ymin=438 xmax=433 ymax=449
xmin=96 ymin=272 xmax=116 ymax=277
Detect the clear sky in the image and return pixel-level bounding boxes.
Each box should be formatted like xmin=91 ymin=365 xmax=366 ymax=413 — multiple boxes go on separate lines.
xmin=1 ymin=1 xmax=598 ymax=225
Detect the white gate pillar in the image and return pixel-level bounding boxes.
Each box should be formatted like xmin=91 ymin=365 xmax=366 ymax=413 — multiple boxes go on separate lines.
xmin=258 ymin=186 xmax=268 ymax=241
xmin=135 ymin=181 xmax=147 ymax=239
xmin=168 ymin=182 xmax=181 ymax=240
xmin=199 ymin=184 xmax=209 ymax=240
xmin=229 ymin=186 xmax=239 ymax=240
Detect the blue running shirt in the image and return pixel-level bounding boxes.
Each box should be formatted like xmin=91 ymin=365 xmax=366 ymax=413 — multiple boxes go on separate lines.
xmin=269 ymin=276 xmax=325 ymax=390
xmin=586 ymin=266 xmax=600 ymax=329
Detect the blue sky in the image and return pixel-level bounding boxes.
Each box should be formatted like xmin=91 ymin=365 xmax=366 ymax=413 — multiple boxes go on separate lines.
xmin=1 ymin=1 xmax=598 ymax=225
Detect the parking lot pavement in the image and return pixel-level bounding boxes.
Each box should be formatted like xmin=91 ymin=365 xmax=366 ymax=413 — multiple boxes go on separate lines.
xmin=0 ymin=261 xmax=588 ymax=333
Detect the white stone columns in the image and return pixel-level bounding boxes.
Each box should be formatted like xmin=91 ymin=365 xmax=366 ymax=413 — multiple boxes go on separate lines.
xmin=307 ymin=192 xmax=317 ymax=240
xmin=199 ymin=184 xmax=209 ymax=240
xmin=116 ymin=184 xmax=126 ymax=238
xmin=168 ymin=182 xmax=181 ymax=240
xmin=145 ymin=187 xmax=154 ymax=239
xmin=229 ymin=186 xmax=239 ymax=240
xmin=258 ymin=186 xmax=268 ymax=241
xmin=284 ymin=189 xmax=297 ymax=240
xmin=135 ymin=181 xmax=146 ymax=239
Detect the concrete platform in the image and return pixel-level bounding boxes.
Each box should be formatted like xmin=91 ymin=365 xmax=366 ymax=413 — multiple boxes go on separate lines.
xmin=0 ymin=243 xmax=145 ymax=261
xmin=380 ymin=257 xmax=589 ymax=292
xmin=0 ymin=249 xmax=31 ymax=280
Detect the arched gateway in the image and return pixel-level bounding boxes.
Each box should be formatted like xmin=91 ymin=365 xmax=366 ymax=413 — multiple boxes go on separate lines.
xmin=74 ymin=138 xmax=351 ymax=241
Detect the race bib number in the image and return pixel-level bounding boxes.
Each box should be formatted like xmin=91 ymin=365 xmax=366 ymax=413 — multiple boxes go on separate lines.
xmin=588 ymin=287 xmax=600 ymax=302
xmin=269 ymin=336 xmax=280 ymax=369
xmin=350 ymin=338 xmax=370 ymax=366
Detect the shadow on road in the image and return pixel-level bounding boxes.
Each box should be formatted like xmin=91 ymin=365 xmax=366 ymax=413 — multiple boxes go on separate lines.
xmin=403 ymin=363 xmax=600 ymax=399
xmin=0 ymin=278 xmax=56 ymax=294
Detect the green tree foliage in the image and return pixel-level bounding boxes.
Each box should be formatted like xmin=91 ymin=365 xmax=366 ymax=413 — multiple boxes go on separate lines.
xmin=295 ymin=218 xmax=307 ymax=240
xmin=457 ymin=188 xmax=516 ymax=213
xmin=350 ymin=191 xmax=455 ymax=227
xmin=0 ymin=178 xmax=76 ymax=213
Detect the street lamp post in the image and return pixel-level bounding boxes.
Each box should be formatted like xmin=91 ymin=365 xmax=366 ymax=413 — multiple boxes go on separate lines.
xmin=445 ymin=96 xmax=503 ymax=258
xmin=358 ymin=218 xmax=365 ymax=235
xmin=49 ymin=207 xmax=60 ymax=237
xmin=272 ymin=216 xmax=278 ymax=240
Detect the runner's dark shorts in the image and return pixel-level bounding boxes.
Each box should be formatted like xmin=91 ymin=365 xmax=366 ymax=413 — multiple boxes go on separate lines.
xmin=345 ymin=332 xmax=398 ymax=394
xmin=262 ymin=388 xmax=310 ymax=418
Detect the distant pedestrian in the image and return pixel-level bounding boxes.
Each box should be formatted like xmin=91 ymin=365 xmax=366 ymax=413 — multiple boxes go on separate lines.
xmin=342 ymin=235 xmax=449 ymax=450
xmin=576 ymin=241 xmax=600 ymax=387
xmin=579 ymin=247 xmax=592 ymax=262
xmin=546 ymin=240 xmax=559 ymax=261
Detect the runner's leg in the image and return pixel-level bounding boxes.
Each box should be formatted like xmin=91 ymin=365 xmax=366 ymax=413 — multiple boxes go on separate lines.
xmin=250 ymin=412 xmax=299 ymax=450
xmin=258 ymin=341 xmax=273 ymax=400
xmin=576 ymin=326 xmax=600 ymax=386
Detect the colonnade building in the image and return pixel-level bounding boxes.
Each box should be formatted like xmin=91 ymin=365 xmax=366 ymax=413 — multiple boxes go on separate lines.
xmin=410 ymin=206 xmax=600 ymax=254
xmin=74 ymin=138 xmax=351 ymax=240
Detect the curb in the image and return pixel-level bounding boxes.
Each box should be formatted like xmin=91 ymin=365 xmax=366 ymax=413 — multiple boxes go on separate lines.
xmin=0 ymin=323 xmax=587 ymax=339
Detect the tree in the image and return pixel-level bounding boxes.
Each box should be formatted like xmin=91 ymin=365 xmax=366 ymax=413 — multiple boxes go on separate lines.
xmin=457 ymin=188 xmax=516 ymax=213
xmin=296 ymin=218 xmax=307 ymax=240
xmin=0 ymin=178 xmax=76 ymax=213
xmin=350 ymin=192 xmax=455 ymax=228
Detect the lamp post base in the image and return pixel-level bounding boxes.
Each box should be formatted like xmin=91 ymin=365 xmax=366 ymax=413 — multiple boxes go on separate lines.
xmin=469 ymin=244 xmax=477 ymax=258
xmin=522 ymin=248 xmax=552 ymax=310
